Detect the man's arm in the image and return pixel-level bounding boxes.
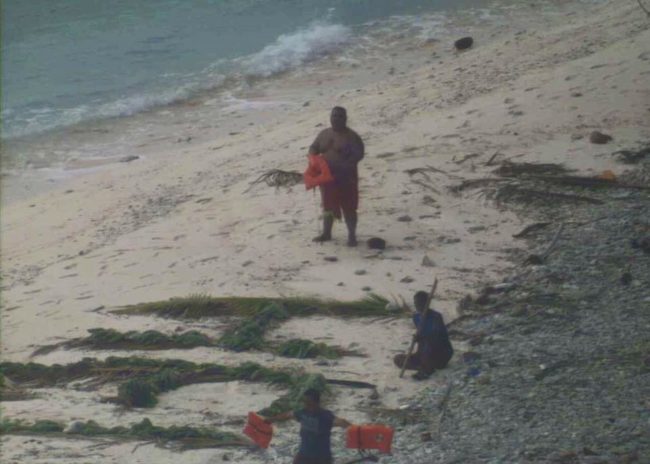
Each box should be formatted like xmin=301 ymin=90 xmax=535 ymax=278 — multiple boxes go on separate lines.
xmin=333 ymin=417 xmax=352 ymax=428
xmin=353 ymin=133 xmax=365 ymax=163
xmin=309 ymin=130 xmax=326 ymax=155
xmin=263 ymin=411 xmax=294 ymax=424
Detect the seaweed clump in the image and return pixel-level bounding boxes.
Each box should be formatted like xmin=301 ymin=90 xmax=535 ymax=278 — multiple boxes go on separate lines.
xmin=218 ymin=303 xmax=289 ymax=352
xmin=0 ymin=417 xmax=245 ymax=449
xmin=114 ymin=293 xmax=390 ymax=319
xmin=277 ymin=339 xmax=343 ymax=359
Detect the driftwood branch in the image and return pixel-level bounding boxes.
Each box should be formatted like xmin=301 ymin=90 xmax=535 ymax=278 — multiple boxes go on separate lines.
xmin=638 ymin=0 xmax=650 ymax=18
xmin=326 ymin=379 xmax=377 ymax=389
xmin=513 ymin=222 xmax=551 ymax=238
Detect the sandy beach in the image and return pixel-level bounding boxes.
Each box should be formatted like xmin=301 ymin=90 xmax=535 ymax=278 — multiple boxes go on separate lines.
xmin=1 ymin=0 xmax=649 ymax=462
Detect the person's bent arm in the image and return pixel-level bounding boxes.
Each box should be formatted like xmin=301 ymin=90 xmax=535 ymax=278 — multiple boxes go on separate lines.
xmin=263 ymin=411 xmax=294 ymax=424
xmin=309 ymin=131 xmax=323 ymax=155
xmin=333 ymin=417 xmax=352 ymax=428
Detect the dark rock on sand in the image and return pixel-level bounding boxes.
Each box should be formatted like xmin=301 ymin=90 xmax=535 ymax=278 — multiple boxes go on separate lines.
xmin=589 ymin=131 xmax=613 ymax=144
xmin=454 ymin=37 xmax=474 ymax=51
xmin=367 ymin=237 xmax=387 ymax=250
xmin=120 ymin=155 xmax=140 ymax=163
xmin=397 ymin=215 xmax=413 ymax=222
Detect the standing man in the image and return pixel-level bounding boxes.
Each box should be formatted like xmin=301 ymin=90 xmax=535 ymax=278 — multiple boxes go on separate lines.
xmin=264 ymin=388 xmax=352 ymax=464
xmin=309 ymin=107 xmax=365 ymax=247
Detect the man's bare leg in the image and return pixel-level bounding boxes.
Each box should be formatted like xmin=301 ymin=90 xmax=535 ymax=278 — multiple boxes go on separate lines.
xmin=313 ymin=213 xmax=334 ymax=242
xmin=344 ymin=210 xmax=358 ymax=247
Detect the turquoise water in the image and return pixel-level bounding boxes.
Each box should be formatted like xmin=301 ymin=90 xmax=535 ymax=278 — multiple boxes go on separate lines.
xmin=1 ymin=0 xmax=478 ymax=139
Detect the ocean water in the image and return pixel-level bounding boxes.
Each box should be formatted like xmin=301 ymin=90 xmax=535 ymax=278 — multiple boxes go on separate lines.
xmin=1 ymin=0 xmax=483 ymax=140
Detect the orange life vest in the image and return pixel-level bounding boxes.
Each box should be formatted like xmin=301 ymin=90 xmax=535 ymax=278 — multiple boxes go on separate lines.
xmin=304 ymin=154 xmax=334 ymax=190
xmin=346 ymin=424 xmax=394 ymax=454
xmin=243 ymin=412 xmax=273 ymax=448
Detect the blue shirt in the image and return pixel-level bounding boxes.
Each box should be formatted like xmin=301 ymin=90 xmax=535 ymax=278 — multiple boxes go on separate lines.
xmin=413 ymin=309 xmax=452 ymax=350
xmin=294 ymin=408 xmax=335 ymax=458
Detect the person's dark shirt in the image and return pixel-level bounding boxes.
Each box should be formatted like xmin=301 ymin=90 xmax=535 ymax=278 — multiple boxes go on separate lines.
xmin=294 ymin=408 xmax=335 ymax=459
xmin=413 ymin=309 xmax=453 ymax=353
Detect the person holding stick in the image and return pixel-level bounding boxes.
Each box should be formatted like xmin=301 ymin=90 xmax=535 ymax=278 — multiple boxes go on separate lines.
xmin=394 ymin=289 xmax=454 ymax=380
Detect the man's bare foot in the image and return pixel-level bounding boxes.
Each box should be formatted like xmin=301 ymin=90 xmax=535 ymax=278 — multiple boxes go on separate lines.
xmin=347 ymin=236 xmax=358 ymax=247
xmin=313 ymin=234 xmax=332 ymax=243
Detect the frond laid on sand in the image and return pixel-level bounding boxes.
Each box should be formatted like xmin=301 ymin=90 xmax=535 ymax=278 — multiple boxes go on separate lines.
xmin=112 ymin=293 xmax=392 ymax=320
xmin=0 ymin=417 xmax=247 ymax=450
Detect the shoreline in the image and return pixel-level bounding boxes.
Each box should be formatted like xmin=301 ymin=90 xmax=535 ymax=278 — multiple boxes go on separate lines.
xmin=1 ymin=0 xmax=649 ymax=462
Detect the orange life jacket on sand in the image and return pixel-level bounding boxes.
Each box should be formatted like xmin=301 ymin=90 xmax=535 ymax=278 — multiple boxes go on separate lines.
xmin=304 ymin=154 xmax=334 ymax=190
xmin=243 ymin=412 xmax=273 ymax=449
xmin=346 ymin=424 xmax=394 ymax=454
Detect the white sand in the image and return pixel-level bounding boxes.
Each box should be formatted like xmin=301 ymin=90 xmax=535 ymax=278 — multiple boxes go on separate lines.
xmin=1 ymin=0 xmax=649 ymax=462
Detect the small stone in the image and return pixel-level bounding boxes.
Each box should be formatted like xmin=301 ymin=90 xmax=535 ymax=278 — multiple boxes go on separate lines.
xmin=355 ymin=269 xmax=367 ymax=276
xmin=242 ymin=260 xmax=253 ymax=267
xmin=454 ymin=36 xmax=474 ymax=51
xmin=400 ymin=276 xmax=414 ymax=283
xmin=324 ymin=256 xmax=338 ymax=262
xmin=302 ymin=101 xmax=310 ymax=107
xmin=397 ymin=215 xmax=413 ymax=222
xmin=621 ymin=272 xmax=633 ymax=286
xmin=420 ymin=432 xmax=433 ymax=442
xmin=367 ymin=237 xmax=386 ymax=250
xmin=589 ymin=131 xmax=613 ymax=144
xmin=362 ymin=286 xmax=372 ymax=292
xmin=119 ymin=155 xmax=139 ymax=163
xmin=337 ymin=282 xmax=345 ymax=287
xmin=421 ymin=256 xmax=436 ymax=267
xmin=222 ymin=453 xmax=231 ymax=461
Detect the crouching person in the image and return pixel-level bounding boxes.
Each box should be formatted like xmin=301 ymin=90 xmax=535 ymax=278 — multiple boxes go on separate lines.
xmin=394 ymin=290 xmax=454 ymax=380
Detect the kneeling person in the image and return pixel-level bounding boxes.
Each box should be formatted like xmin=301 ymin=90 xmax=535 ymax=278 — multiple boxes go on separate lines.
xmin=394 ymin=290 xmax=454 ymax=380
xmin=265 ymin=388 xmax=351 ymax=464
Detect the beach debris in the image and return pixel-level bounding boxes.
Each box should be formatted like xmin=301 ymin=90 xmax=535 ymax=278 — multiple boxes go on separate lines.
xmin=397 ymin=215 xmax=413 ymax=222
xmin=367 ymin=237 xmax=386 ymax=250
xmin=31 ymin=328 xmax=215 ymax=357
xmin=245 ymin=169 xmax=303 ymax=192
xmin=112 ymin=293 xmax=391 ymax=319
xmin=613 ymin=144 xmax=650 ymax=164
xmin=1 ymin=417 xmax=246 ymax=450
xmin=355 ymin=269 xmax=367 ymax=276
xmin=119 ymin=155 xmax=139 ymax=163
xmin=589 ymin=131 xmax=613 ymax=144
xmin=524 ymin=223 xmax=565 ymax=265
xmin=218 ymin=304 xmax=289 ymax=352
xmin=630 ymin=236 xmax=650 ymax=255
xmin=276 ymin=339 xmax=358 ymax=359
xmin=422 ymin=256 xmax=436 ymax=267
xmin=493 ymin=161 xmax=570 ymax=178
xmin=324 ymin=256 xmax=338 ymax=262
xmin=453 ymin=153 xmax=481 ymax=164
xmin=400 ymin=276 xmax=415 ymax=283
xmin=454 ymin=36 xmax=474 ymax=51
xmin=495 ymin=185 xmax=605 ymax=206
xmin=513 ymin=222 xmax=552 ymax=238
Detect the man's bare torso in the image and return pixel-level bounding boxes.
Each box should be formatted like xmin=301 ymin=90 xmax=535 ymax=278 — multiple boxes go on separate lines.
xmin=310 ymin=128 xmax=364 ymax=181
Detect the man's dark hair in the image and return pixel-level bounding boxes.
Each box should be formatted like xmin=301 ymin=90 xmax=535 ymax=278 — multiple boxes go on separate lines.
xmin=331 ymin=106 xmax=347 ymax=116
xmin=304 ymin=388 xmax=321 ymax=404
xmin=414 ymin=291 xmax=429 ymax=309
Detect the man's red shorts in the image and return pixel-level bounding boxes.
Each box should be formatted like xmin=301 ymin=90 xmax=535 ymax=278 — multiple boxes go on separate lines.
xmin=320 ymin=180 xmax=358 ymax=219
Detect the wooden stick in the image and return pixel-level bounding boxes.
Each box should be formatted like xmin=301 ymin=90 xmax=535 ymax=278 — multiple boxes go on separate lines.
xmin=400 ymin=278 xmax=438 ymax=378
xmin=540 ymin=223 xmax=565 ymax=261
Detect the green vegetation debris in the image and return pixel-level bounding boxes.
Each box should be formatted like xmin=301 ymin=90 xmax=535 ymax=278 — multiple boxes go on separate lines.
xmin=0 ymin=417 xmax=246 ymax=449
xmin=218 ymin=303 xmax=289 ymax=352
xmin=1 ymin=357 xmax=324 ymax=413
xmin=276 ymin=339 xmax=343 ymax=359
xmin=113 ymin=293 xmax=390 ymax=319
